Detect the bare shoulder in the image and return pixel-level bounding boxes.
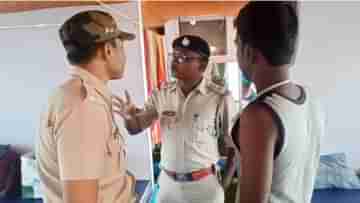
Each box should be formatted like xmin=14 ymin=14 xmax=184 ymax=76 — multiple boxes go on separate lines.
xmin=239 ymin=102 xmax=278 ymax=141
xmin=241 ymin=102 xmax=272 ymax=121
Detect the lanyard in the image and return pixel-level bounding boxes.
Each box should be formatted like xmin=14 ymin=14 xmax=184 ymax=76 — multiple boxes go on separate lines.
xmin=256 ymin=80 xmax=291 ymax=98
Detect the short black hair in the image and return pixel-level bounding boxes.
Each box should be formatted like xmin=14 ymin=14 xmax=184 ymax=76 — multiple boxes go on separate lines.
xmin=234 ymin=1 xmax=299 ymax=66
xmin=66 ymin=39 xmax=117 ymax=65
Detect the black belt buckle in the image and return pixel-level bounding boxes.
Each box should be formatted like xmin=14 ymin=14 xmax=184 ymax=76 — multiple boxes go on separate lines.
xmin=175 ymin=173 xmax=186 ymax=181
xmin=175 ymin=173 xmax=192 ymax=182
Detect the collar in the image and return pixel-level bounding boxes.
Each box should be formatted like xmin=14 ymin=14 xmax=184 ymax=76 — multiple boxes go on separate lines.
xmin=70 ymin=67 xmax=112 ymax=105
xmin=197 ymin=77 xmax=208 ymax=95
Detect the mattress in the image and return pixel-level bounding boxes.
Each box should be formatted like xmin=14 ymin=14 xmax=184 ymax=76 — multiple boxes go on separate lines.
xmin=312 ymin=189 xmax=360 ymax=203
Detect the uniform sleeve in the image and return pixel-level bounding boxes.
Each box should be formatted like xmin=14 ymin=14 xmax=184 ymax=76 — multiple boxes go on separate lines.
xmin=56 ymin=99 xmax=109 ymax=180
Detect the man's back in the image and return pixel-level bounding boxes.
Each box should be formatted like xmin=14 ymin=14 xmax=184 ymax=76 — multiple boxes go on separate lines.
xmin=36 ymin=68 xmax=136 ymax=203
xmin=37 ymin=78 xmax=85 ymax=202
xmin=261 ymin=86 xmax=324 ymax=203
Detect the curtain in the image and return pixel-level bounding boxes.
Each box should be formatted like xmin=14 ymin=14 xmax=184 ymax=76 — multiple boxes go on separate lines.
xmin=143 ymin=29 xmax=167 ymax=145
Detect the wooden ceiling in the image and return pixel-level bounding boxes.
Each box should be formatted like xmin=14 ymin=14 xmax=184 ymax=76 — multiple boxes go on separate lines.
xmin=142 ymin=1 xmax=247 ymax=28
xmin=0 ymin=1 xmax=248 ymax=28
xmin=0 ymin=1 xmax=126 ymax=13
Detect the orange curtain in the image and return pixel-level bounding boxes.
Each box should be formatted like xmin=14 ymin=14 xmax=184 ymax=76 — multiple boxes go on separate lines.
xmin=143 ymin=30 xmax=167 ymax=145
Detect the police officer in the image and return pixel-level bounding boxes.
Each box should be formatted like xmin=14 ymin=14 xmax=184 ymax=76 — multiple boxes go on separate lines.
xmin=113 ymin=35 xmax=237 ymax=203
xmin=36 ymin=10 xmax=136 ymax=203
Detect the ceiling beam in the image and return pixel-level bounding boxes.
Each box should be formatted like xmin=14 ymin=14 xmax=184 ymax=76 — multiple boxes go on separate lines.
xmin=0 ymin=1 xmax=126 ymax=14
xmin=0 ymin=1 xmax=248 ymax=28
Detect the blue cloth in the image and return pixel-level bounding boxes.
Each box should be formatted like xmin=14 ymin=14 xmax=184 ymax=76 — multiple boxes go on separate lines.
xmin=0 ymin=199 xmax=42 ymax=203
xmin=135 ymin=180 xmax=150 ymax=198
xmin=216 ymin=159 xmax=226 ymax=169
xmin=312 ymin=189 xmax=360 ymax=203
xmin=315 ymin=153 xmax=360 ymax=189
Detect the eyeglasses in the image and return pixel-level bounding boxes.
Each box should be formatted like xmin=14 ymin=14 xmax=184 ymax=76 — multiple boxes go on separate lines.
xmin=168 ymin=53 xmax=204 ymax=64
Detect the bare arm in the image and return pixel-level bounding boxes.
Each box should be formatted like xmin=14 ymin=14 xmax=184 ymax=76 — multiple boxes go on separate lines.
xmin=220 ymin=95 xmax=238 ymax=189
xmin=63 ymin=180 xmax=98 ymax=203
xmin=236 ymin=103 xmax=279 ymax=203
xmin=221 ymin=142 xmax=237 ymax=189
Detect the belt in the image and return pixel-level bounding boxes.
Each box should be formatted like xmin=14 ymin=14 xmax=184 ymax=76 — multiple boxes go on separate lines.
xmin=163 ymin=165 xmax=216 ymax=182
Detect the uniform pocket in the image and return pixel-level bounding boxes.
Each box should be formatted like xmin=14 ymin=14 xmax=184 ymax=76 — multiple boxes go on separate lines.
xmin=192 ymin=117 xmax=217 ymax=144
xmin=100 ymin=138 xmax=131 ymax=203
xmin=106 ymin=135 xmax=127 ymax=174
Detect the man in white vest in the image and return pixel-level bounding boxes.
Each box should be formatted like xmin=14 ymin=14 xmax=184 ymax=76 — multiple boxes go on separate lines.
xmin=231 ymin=1 xmax=325 ymax=203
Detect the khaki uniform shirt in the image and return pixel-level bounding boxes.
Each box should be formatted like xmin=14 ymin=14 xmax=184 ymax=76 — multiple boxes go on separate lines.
xmin=36 ymin=67 xmax=135 ymax=203
xmin=143 ymin=77 xmax=236 ymax=173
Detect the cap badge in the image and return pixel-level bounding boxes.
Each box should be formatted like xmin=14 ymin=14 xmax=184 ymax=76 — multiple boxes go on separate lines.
xmin=182 ymin=37 xmax=190 ymax=47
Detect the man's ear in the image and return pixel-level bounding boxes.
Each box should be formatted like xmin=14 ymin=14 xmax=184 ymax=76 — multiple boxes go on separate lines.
xmin=102 ymin=42 xmax=114 ymax=60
